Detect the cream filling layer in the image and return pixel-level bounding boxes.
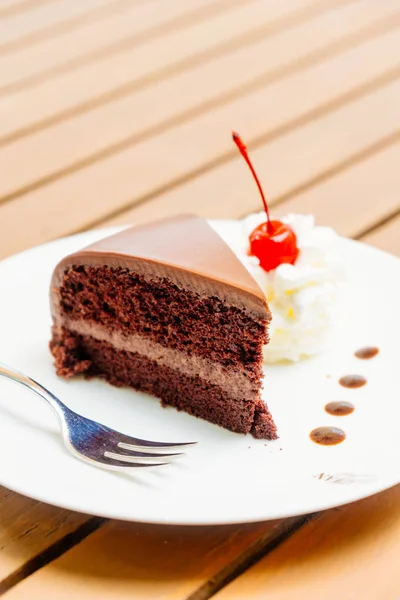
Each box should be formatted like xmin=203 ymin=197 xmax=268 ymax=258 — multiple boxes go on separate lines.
xmin=57 ymin=318 xmax=257 ymax=399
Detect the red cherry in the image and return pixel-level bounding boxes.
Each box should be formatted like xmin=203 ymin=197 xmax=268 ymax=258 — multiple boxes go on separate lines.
xmin=249 ymin=220 xmax=299 ymax=272
xmin=232 ymin=131 xmax=299 ymax=272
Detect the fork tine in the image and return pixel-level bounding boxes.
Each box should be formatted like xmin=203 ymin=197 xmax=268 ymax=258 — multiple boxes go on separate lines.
xmin=117 ymin=441 xmax=187 ymax=455
xmin=117 ymin=438 xmax=197 ymax=452
xmin=104 ymin=451 xmax=171 ymax=465
xmin=115 ymin=446 xmax=184 ymax=461
xmin=101 ymin=454 xmax=168 ymax=469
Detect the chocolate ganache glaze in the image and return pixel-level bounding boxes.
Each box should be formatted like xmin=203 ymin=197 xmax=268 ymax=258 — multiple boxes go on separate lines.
xmin=50 ymin=215 xmax=270 ymax=320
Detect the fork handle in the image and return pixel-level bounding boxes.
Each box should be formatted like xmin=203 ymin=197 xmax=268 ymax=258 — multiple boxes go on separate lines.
xmin=0 ymin=362 xmax=65 ymax=418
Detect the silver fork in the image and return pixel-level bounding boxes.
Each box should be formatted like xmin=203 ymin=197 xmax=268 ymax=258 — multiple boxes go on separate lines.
xmin=0 ymin=362 xmax=196 ymax=470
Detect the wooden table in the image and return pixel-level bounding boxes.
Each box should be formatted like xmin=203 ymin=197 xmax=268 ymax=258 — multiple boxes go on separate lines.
xmin=1 ymin=0 xmax=399 ymax=597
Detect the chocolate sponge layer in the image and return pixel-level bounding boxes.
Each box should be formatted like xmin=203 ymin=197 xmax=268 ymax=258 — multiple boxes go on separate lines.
xmin=50 ymin=328 xmax=277 ymax=440
xmin=55 ymin=265 xmax=268 ymax=375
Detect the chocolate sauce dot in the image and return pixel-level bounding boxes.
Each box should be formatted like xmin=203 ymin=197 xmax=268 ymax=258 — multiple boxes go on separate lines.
xmin=310 ymin=426 xmax=346 ymax=446
xmin=339 ymin=374 xmax=367 ymax=388
xmin=325 ymin=401 xmax=354 ymax=416
xmin=355 ymin=346 xmax=379 ymax=360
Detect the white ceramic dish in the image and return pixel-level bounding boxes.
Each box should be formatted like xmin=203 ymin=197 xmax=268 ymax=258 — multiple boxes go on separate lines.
xmin=0 ymin=222 xmax=398 ymax=524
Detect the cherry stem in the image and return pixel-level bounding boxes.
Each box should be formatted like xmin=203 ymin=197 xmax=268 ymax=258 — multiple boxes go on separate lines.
xmin=232 ymin=131 xmax=272 ymax=232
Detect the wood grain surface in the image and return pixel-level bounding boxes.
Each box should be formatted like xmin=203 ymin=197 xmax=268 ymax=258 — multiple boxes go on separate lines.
xmin=214 ymin=485 xmax=400 ymax=600
xmin=2 ymin=518 xmax=310 ymax=599
xmin=0 ymin=0 xmax=399 ymax=597
xmin=0 ymin=489 xmax=97 ymax=593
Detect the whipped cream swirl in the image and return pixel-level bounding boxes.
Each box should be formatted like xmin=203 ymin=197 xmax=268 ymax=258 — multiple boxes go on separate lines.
xmin=216 ymin=213 xmax=344 ymax=363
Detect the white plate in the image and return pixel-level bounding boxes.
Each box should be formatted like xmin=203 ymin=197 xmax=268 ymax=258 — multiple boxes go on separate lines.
xmin=0 ymin=223 xmax=399 ymax=525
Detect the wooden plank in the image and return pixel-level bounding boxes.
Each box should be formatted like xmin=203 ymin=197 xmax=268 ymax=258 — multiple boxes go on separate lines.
xmin=2 ymin=1 xmax=399 ymax=199
xmin=0 ymin=0 xmax=343 ymax=141
xmin=266 ymin=141 xmax=400 ymax=239
xmin=0 ymin=0 xmax=241 ymax=93
xmin=1 ymin=70 xmax=399 ymax=259
xmin=1 ymin=517 xmax=307 ymax=599
xmin=0 ymin=0 xmax=55 ymax=19
xmin=0 ymin=487 xmax=95 ymax=590
xmin=0 ymin=0 xmax=131 ymax=53
xmin=362 ymin=213 xmax=400 ymax=254
xmin=213 ymin=485 xmax=400 ymax=600
xmin=105 ymin=138 xmax=400 ymax=234
xmin=98 ymin=68 xmax=400 ymax=225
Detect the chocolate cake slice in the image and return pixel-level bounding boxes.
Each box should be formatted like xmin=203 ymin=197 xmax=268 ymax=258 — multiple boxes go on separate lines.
xmin=50 ymin=215 xmax=277 ymax=439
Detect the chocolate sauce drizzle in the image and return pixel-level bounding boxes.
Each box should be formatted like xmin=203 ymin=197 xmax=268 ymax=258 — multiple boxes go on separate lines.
xmin=310 ymin=427 xmax=346 ymax=446
xmin=325 ymin=401 xmax=354 ymax=416
xmin=355 ymin=346 xmax=379 ymax=360
xmin=339 ymin=374 xmax=367 ymax=388
xmin=310 ymin=345 xmax=379 ymax=445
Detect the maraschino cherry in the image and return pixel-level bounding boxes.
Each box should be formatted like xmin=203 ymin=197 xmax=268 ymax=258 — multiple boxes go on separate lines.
xmin=232 ymin=131 xmax=299 ymax=272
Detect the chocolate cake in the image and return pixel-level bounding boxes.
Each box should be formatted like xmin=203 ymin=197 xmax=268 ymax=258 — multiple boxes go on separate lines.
xmin=49 ymin=215 xmax=277 ymax=439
